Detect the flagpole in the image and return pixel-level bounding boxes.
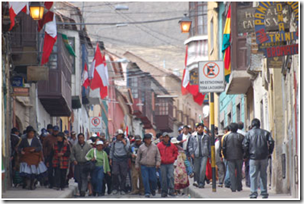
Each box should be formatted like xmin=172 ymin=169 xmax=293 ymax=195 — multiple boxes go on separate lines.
xmin=210 ymin=92 xmax=216 ymax=192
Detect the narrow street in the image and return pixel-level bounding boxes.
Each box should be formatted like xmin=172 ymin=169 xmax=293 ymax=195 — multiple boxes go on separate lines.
xmin=2 ymin=1 xmax=300 ymax=201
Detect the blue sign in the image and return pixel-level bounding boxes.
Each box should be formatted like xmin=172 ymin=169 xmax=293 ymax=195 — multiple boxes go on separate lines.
xmin=12 ymin=77 xmax=24 ymax=87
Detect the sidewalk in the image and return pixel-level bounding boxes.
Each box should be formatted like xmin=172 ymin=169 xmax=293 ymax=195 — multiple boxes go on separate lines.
xmin=187 ymin=179 xmax=295 ymax=200
xmin=2 ymin=179 xmax=78 ymax=199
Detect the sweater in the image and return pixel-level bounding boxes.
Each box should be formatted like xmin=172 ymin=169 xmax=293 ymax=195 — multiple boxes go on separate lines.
xmin=85 ymin=148 xmax=110 ymax=173
xmin=109 ymin=139 xmax=130 ymax=161
xmin=70 ymin=142 xmax=92 ymax=163
xmin=135 ymin=143 xmax=161 ymax=168
xmin=157 ymin=141 xmax=178 ymax=165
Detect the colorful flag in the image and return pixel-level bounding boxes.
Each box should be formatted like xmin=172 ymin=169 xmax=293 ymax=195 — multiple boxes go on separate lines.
xmin=82 ymin=63 xmax=90 ymax=89
xmin=222 ymin=5 xmax=231 ymax=83
xmin=8 ymin=2 xmax=29 ymax=31
xmin=90 ymin=43 xmax=109 ymax=99
xmin=41 ymin=12 xmax=57 ymax=65
xmin=61 ymin=33 xmax=76 ymax=57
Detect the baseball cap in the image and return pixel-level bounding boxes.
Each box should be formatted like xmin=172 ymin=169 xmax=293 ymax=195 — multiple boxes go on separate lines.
xmin=96 ymin=141 xmax=104 ymax=145
xmin=162 ymin=132 xmax=169 ymax=137
xmin=47 ymin=124 xmax=53 ymax=129
xmin=71 ymin=131 xmax=76 ymax=135
xmin=143 ymin=134 xmax=152 ymax=139
xmin=87 ymin=139 xmax=93 ymax=145
xmin=196 ymin=123 xmax=204 ymax=128
xmin=134 ymin=135 xmax=142 ymax=141
xmin=53 ymin=126 xmax=60 ymax=131
xmin=178 ymin=126 xmax=183 ymax=131
xmin=57 ymin=132 xmax=65 ymax=138
xmin=116 ymin=129 xmax=124 ymax=135
xmin=92 ymin=133 xmax=98 ymax=137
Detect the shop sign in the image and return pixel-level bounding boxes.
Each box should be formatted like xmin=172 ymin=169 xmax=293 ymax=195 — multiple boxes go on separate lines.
xmin=267 ymin=57 xmax=284 ymax=68
xmin=13 ymin=87 xmax=29 ymax=96
xmin=12 ymin=77 xmax=24 ymax=87
xmin=254 ymin=2 xmax=298 ymax=58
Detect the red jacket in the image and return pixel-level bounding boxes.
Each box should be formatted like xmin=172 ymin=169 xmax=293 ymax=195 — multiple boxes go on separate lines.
xmin=157 ymin=141 xmax=178 ymax=165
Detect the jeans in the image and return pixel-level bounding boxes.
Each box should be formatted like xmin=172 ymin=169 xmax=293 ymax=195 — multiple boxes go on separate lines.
xmin=91 ymin=166 xmax=104 ymax=194
xmin=157 ymin=168 xmax=162 ymax=190
xmin=160 ymin=164 xmax=174 ymax=194
xmin=54 ymin=168 xmax=67 ymax=189
xmin=112 ymin=160 xmax=128 ymax=192
xmin=224 ymin=159 xmax=231 ymax=187
xmin=141 ymin=165 xmax=157 ymax=195
xmin=184 ymin=158 xmax=193 ymax=175
xmin=227 ymin=160 xmax=243 ymax=191
xmin=216 ymin=161 xmax=225 ymax=184
xmin=193 ymin=156 xmax=208 ymax=186
xmin=249 ymin=158 xmax=268 ymax=197
xmin=102 ymin=172 xmax=112 ymax=195
xmin=74 ymin=163 xmax=89 ymax=193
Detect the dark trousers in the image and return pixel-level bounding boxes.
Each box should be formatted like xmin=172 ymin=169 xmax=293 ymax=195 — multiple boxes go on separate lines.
xmin=112 ymin=160 xmax=128 ymax=192
xmin=102 ymin=173 xmax=112 ymax=194
xmin=54 ymin=167 xmax=67 ymax=189
xmin=227 ymin=160 xmax=243 ymax=192
xmin=47 ymin=164 xmax=54 ymax=187
xmin=74 ymin=163 xmax=89 ymax=193
xmin=245 ymin=160 xmax=250 ymax=187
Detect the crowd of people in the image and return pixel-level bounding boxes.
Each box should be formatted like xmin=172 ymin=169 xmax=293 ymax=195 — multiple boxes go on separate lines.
xmin=10 ymin=118 xmax=274 ymax=199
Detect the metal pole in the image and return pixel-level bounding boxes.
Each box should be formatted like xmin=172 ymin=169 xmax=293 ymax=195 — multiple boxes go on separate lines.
xmin=210 ymin=92 xmax=216 ymax=192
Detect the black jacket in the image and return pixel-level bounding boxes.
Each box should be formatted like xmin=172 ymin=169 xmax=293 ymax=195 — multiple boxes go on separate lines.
xmin=242 ymin=127 xmax=274 ymax=160
xmin=222 ymin=132 xmax=244 ymax=160
xmin=18 ymin=136 xmax=42 ymax=153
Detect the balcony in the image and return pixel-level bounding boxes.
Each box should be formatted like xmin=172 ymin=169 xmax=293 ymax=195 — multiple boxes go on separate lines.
xmin=9 ymin=12 xmax=38 ymax=66
xmin=225 ymin=3 xmax=251 ymax=94
xmin=155 ymin=98 xmax=174 ymax=132
xmin=38 ymin=34 xmax=72 ymax=116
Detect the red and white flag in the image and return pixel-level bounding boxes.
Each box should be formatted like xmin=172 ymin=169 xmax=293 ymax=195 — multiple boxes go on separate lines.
xmin=90 ymin=44 xmax=109 ymax=99
xmin=41 ymin=12 xmax=57 ymax=65
xmin=82 ymin=63 xmax=90 ymax=89
xmin=181 ymin=45 xmax=205 ymax=106
xmin=8 ymin=2 xmax=29 ymax=31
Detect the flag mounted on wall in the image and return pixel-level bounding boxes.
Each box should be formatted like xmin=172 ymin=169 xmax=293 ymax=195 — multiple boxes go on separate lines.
xmin=222 ymin=5 xmax=231 ymax=83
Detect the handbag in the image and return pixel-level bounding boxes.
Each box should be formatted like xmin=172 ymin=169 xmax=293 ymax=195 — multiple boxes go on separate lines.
xmin=83 ymin=148 xmax=97 ymax=173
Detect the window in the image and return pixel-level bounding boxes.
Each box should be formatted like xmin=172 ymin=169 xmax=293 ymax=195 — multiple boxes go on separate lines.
xmin=236 ymin=103 xmax=241 ymax=122
xmin=189 ymin=2 xmax=208 ymax=37
xmin=227 ymin=112 xmax=231 ymax=126
xmin=68 ymin=37 xmax=76 ymax=74
xmin=157 ymin=99 xmax=169 ymax=115
xmin=130 ymin=77 xmax=138 ymax=98
xmin=48 ymin=41 xmax=58 ymax=69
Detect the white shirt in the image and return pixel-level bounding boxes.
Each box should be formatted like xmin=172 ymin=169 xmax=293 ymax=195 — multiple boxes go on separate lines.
xmin=27 ymin=138 xmax=33 ymax=146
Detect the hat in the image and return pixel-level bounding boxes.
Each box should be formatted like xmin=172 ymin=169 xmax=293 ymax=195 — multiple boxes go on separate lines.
xmin=53 ymin=126 xmax=60 ymax=131
xmin=100 ymin=132 xmax=106 ymax=137
xmin=92 ymin=133 xmax=98 ymax=137
xmin=188 ymin=125 xmax=192 ymax=129
xmin=178 ymin=126 xmax=183 ymax=131
xmin=143 ymin=134 xmax=152 ymax=139
xmin=87 ymin=139 xmax=93 ymax=145
xmin=162 ymin=132 xmax=169 ymax=137
xmin=96 ymin=141 xmax=104 ymax=145
xmin=116 ymin=129 xmax=124 ymax=135
xmin=71 ymin=131 xmax=76 ymax=135
xmin=26 ymin=126 xmax=36 ymax=133
xmin=170 ymin=137 xmax=180 ymax=144
xmin=134 ymin=135 xmax=142 ymax=141
xmin=156 ymin=132 xmax=162 ymax=139
xmin=183 ymin=125 xmax=189 ymax=129
xmin=57 ymin=132 xmax=65 ymax=138
xmin=196 ymin=123 xmax=204 ymax=128
xmin=64 ymin=130 xmax=69 ymax=135
xmin=217 ymin=130 xmax=225 ymax=136
xmin=47 ymin=124 xmax=53 ymax=129
xmin=11 ymin=127 xmax=19 ymax=134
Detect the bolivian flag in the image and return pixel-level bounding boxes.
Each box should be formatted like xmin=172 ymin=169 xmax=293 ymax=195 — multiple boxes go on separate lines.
xmin=62 ymin=33 xmax=76 ymax=57
xmin=222 ymin=5 xmax=231 ymax=83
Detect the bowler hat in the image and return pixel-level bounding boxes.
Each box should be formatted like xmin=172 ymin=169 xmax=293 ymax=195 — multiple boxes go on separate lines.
xmin=26 ymin=126 xmax=36 ymax=133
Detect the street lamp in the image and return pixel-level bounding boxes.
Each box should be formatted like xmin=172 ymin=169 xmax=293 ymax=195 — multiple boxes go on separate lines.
xmin=29 ymin=2 xmax=44 ymax=20
xmin=179 ymin=14 xmax=192 ymax=33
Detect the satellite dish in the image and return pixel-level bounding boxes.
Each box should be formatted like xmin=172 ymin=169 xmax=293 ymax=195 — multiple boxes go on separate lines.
xmin=203 ymin=105 xmax=210 ymax=118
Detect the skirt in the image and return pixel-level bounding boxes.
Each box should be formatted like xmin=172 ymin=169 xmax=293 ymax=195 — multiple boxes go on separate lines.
xmin=19 ymin=161 xmax=48 ymax=179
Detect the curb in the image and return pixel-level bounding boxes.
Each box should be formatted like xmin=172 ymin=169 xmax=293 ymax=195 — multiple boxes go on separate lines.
xmin=59 ymin=183 xmax=78 ymax=198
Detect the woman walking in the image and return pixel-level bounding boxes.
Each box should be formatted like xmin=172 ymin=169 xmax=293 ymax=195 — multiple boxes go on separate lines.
xmin=18 ymin=126 xmax=47 ymax=190
xmin=85 ymin=141 xmax=111 ymax=197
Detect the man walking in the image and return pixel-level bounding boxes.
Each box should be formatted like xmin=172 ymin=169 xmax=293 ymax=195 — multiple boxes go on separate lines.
xmin=215 ymin=130 xmax=225 ymax=187
xmin=43 ymin=125 xmax=60 ymax=189
xmin=136 ymin=134 xmax=161 ymax=198
xmin=157 ymin=132 xmax=178 ymax=197
xmin=243 ymin=118 xmax=274 ymax=199
xmin=222 ymin=123 xmax=244 ymax=192
xmin=188 ymin=123 xmax=210 ymax=188
xmin=70 ymin=133 xmax=91 ymax=197
xmin=109 ymin=129 xmax=130 ymax=195
xmin=129 ymin=135 xmax=144 ymax=195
